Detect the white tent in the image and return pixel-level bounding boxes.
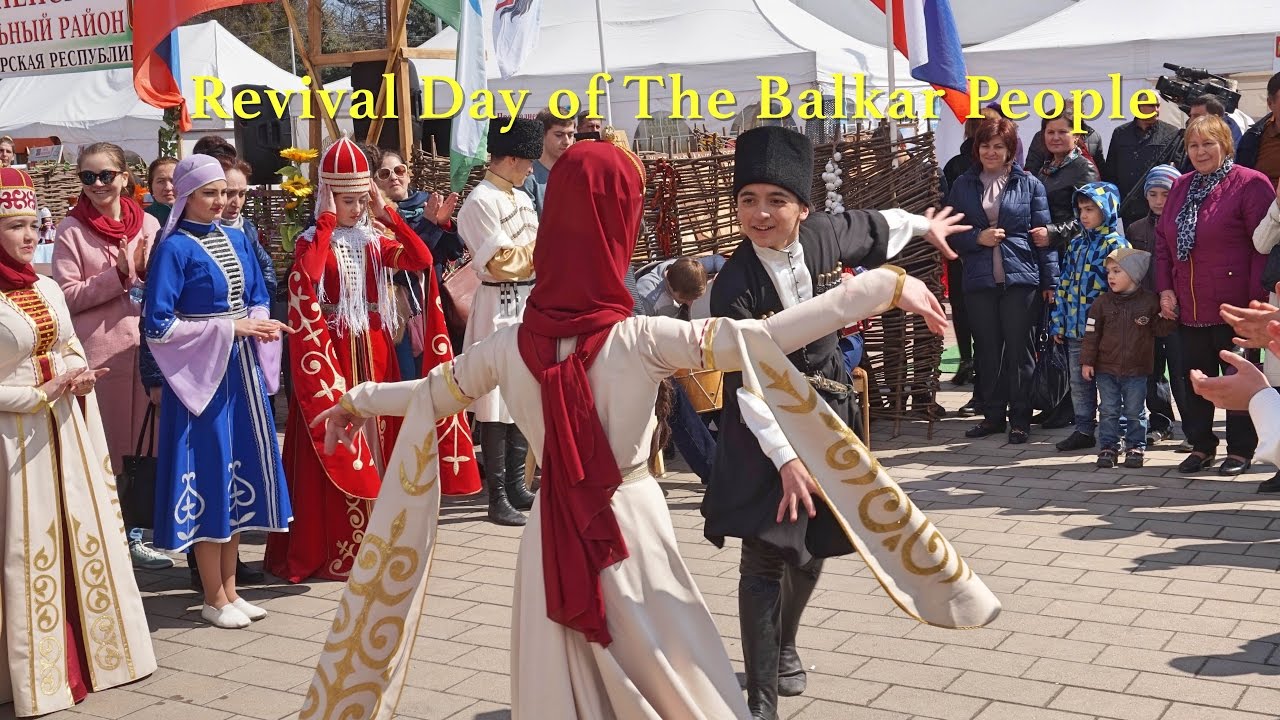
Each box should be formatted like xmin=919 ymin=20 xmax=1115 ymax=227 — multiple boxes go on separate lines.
xmin=330 ymin=0 xmax=928 ymax=141
xmin=935 ymin=0 xmax=1280 ymax=166
xmin=787 ymin=0 xmax=1076 ymax=47
xmin=0 ymin=21 xmax=306 ymax=162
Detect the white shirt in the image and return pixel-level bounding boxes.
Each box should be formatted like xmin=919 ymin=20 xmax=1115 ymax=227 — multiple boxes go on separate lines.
xmin=1251 ymin=388 xmax=1280 ymax=466
xmin=738 ymin=209 xmax=929 ymax=469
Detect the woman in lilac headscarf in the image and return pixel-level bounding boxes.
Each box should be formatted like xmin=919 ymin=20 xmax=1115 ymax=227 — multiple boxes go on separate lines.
xmin=142 ymin=154 xmax=294 ymax=629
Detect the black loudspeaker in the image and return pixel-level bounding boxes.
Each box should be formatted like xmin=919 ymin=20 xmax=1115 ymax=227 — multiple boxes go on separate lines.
xmin=232 ymin=84 xmax=293 ymax=186
xmin=351 ymin=61 xmax=423 ymax=151
xmin=420 ymin=118 xmax=451 ymax=156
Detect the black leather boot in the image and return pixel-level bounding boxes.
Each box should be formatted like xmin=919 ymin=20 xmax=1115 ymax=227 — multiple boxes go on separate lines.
xmin=740 ymin=574 xmax=782 ymax=720
xmin=479 ymin=423 xmax=525 ymax=526
xmin=504 ymin=424 xmax=536 ymax=511
xmin=778 ymin=560 xmax=822 ymax=697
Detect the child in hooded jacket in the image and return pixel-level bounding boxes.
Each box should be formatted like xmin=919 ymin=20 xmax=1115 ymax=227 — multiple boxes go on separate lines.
xmin=1051 ymin=182 xmax=1131 ymax=453
xmin=1080 ymin=249 xmax=1177 ymax=468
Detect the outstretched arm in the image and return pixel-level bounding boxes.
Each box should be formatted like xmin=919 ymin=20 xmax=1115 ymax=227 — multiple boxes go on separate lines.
xmin=642 ymin=266 xmax=942 ymax=376
xmin=314 ymin=328 xmax=503 ymax=452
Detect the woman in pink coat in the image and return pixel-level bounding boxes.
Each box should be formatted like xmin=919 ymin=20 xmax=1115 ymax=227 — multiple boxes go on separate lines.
xmin=52 ymin=141 xmax=173 ymax=570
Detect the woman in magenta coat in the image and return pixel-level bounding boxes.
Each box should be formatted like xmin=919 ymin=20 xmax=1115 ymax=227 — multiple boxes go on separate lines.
xmin=1155 ymin=116 xmax=1275 ymax=476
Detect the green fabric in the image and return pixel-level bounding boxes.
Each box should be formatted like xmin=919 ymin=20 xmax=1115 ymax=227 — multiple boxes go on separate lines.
xmin=414 ymin=0 xmax=460 ymax=31
xmin=145 ymin=202 xmax=171 ymax=229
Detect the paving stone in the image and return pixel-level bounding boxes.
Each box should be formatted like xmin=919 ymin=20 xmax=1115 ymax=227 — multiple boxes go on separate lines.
xmin=1124 ymin=671 xmax=1244 ymax=707
xmin=869 ymin=685 xmax=988 ymax=720
xmin=945 ymin=671 xmax=1060 ymax=706
xmin=926 ymin=646 xmax=1037 ymax=677
xmin=1022 ymin=657 xmax=1137 ymax=692
xmin=996 ymin=633 xmax=1105 ymax=663
xmin=1048 ymin=687 xmax=1168 ymax=720
xmin=973 ymin=702 xmax=1094 ymax=720
xmin=1157 ymin=704 xmax=1275 ymax=720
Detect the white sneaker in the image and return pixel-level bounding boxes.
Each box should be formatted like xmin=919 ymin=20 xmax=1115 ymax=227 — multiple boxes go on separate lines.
xmin=232 ymin=597 xmax=268 ymax=621
xmin=201 ymin=603 xmax=251 ymax=629
xmin=129 ymin=539 xmax=175 ymax=570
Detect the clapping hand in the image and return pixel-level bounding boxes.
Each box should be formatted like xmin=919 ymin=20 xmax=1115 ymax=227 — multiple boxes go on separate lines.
xmin=1191 ymin=350 xmax=1269 ymax=411
xmin=69 ymin=367 xmax=109 ymax=396
xmin=436 ymin=193 xmax=459 ymax=225
xmin=1221 ymin=299 xmax=1280 ymax=349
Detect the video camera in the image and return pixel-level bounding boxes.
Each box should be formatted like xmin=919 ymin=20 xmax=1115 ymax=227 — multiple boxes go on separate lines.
xmin=1155 ymin=63 xmax=1240 ymax=115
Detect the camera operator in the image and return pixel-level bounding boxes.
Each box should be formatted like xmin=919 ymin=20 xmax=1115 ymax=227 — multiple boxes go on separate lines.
xmin=1104 ymin=96 xmax=1184 ymax=228
xmin=1236 ymin=72 xmax=1280 ymax=186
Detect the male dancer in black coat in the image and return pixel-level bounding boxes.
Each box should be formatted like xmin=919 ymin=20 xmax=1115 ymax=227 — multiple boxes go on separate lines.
xmin=705 ymin=126 xmax=968 ymax=719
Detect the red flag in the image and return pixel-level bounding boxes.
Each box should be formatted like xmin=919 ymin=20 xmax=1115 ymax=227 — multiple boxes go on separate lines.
xmin=132 ymin=0 xmax=273 ymax=131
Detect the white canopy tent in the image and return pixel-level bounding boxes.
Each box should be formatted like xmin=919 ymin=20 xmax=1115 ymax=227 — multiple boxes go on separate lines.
xmin=788 ymin=0 xmax=1076 ymax=47
xmin=330 ymin=0 xmax=929 ymax=142
xmin=0 ymin=21 xmax=306 ymax=162
xmin=935 ymin=0 xmax=1280 ymax=170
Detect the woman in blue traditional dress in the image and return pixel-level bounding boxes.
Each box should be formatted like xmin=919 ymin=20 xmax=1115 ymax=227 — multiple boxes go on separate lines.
xmin=143 ymin=154 xmax=293 ymax=629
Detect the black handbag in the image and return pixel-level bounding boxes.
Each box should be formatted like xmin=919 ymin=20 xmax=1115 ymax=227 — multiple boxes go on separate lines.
xmin=1030 ymin=304 xmax=1070 ymax=412
xmin=117 ymin=404 xmax=158 ymax=530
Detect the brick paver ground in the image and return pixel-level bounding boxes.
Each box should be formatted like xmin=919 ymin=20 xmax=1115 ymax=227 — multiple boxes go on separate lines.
xmin=16 ymin=385 xmax=1280 ymax=720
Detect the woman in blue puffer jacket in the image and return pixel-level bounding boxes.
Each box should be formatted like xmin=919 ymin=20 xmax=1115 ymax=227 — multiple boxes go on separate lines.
xmin=946 ymin=116 xmax=1057 ymax=444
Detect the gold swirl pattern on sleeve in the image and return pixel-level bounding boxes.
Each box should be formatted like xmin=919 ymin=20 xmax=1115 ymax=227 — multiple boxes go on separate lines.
xmin=402 ymin=436 xmax=439 ymax=497
xmin=442 ymin=361 xmax=471 ymax=405
xmin=750 ymin=342 xmax=993 ymax=628
xmin=700 ymin=318 xmax=720 ymax=371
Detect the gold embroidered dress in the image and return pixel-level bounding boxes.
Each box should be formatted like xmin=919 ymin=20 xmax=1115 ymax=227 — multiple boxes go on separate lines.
xmin=0 ymin=276 xmax=156 ymax=717
xmin=303 ymin=269 xmax=1001 ymax=720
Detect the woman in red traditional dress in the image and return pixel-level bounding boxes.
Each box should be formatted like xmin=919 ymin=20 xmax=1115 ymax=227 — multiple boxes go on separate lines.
xmin=266 ymin=138 xmax=478 ymax=583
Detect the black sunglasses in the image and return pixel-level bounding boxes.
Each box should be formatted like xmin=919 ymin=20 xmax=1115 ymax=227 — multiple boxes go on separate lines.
xmin=78 ymin=170 xmax=122 ymax=186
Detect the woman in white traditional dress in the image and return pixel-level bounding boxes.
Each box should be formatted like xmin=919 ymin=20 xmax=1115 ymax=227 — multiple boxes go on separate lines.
xmin=304 ymin=141 xmax=1002 ymax=720
xmin=0 ymin=168 xmax=156 ymax=717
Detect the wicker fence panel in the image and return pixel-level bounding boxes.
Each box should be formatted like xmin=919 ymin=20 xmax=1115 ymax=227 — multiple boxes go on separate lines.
xmin=250 ymin=130 xmax=945 ymax=433
xmin=29 ymin=165 xmax=85 ymax=222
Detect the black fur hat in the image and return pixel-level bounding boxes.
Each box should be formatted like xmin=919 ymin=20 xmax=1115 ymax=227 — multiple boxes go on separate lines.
xmin=488 ymin=117 xmax=543 ymax=160
xmin=732 ymin=126 xmax=813 ymax=206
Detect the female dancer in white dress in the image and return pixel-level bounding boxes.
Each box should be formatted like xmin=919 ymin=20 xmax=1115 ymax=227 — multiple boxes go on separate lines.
xmin=0 ymin=167 xmax=155 ymax=716
xmin=301 ymin=141 xmax=1000 ymax=720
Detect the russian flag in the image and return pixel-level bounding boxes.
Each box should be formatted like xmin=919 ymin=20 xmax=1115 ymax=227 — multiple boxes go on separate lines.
xmin=869 ymin=0 xmax=971 ymax=122
xmin=132 ymin=0 xmax=273 ymax=132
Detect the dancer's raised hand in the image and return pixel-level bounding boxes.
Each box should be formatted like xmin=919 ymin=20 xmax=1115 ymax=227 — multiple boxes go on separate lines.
xmin=896 ymin=275 xmax=949 ymax=336
xmin=311 ymin=402 xmax=369 ymax=455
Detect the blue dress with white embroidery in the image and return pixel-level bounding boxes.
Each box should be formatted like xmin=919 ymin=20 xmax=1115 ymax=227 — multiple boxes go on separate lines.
xmin=143 ymin=219 xmax=292 ymax=551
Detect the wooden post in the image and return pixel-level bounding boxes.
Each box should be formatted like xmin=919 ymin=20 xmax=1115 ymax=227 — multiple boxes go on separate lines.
xmin=284 ymin=0 xmax=342 ymax=161
xmin=365 ymin=0 xmax=414 ymax=151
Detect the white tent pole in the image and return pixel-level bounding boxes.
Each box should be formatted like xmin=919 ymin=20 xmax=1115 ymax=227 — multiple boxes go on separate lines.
xmin=592 ymin=0 xmax=613 ymax=126
xmin=885 ymin=0 xmax=897 ymax=156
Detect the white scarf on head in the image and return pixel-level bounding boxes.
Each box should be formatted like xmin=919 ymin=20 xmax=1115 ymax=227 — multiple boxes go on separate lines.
xmin=302 ymin=216 xmax=399 ymax=338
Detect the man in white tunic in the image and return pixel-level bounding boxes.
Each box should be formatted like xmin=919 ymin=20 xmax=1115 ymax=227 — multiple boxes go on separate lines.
xmin=457 ymin=116 xmax=542 ymax=525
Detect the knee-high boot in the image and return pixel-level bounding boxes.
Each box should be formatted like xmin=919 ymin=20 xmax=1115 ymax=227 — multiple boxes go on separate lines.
xmin=778 ymin=559 xmax=822 ymax=697
xmin=504 ymin=424 xmax=536 ymax=511
xmin=739 ymin=574 xmax=782 ymax=720
xmin=480 ymin=422 xmax=525 ymax=526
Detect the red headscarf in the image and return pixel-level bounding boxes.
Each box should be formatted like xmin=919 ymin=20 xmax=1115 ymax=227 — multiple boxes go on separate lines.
xmin=516 ymin=140 xmax=646 ymax=646
xmin=0 ymin=167 xmax=40 ymax=292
